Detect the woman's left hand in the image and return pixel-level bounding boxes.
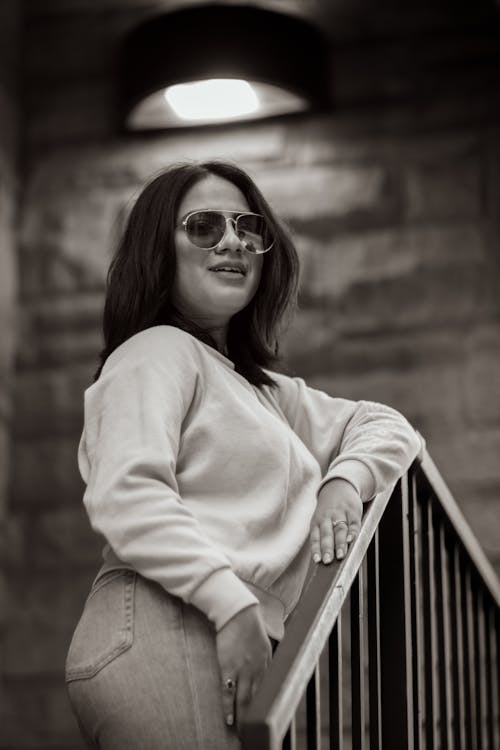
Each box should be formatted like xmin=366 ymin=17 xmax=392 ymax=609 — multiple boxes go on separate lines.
xmin=310 ymin=478 xmax=363 ymax=564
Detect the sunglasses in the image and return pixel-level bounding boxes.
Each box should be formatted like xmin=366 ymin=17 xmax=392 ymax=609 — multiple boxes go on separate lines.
xmin=178 ymin=209 xmax=274 ymax=254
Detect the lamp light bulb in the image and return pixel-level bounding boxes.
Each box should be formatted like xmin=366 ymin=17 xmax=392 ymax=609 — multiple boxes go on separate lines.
xmin=164 ymin=78 xmax=259 ymax=121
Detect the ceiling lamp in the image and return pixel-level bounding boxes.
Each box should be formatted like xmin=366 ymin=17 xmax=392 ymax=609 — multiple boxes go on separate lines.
xmin=120 ymin=4 xmax=331 ymax=130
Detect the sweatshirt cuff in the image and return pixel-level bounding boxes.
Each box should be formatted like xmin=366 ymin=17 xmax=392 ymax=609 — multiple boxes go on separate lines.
xmin=189 ymin=567 xmax=260 ymax=631
xmin=318 ymin=460 xmax=376 ymax=502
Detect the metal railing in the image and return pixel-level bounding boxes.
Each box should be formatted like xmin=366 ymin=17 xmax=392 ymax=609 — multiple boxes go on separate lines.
xmin=241 ymin=449 xmax=500 ymax=749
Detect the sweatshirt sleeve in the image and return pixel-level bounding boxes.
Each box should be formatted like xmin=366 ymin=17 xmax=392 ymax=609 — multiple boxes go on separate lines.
xmin=270 ymin=373 xmax=423 ymax=501
xmin=79 ymin=335 xmax=258 ymax=630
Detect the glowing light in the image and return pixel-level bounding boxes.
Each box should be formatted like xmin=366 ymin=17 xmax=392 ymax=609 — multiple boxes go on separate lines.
xmin=164 ymin=78 xmax=259 ymax=121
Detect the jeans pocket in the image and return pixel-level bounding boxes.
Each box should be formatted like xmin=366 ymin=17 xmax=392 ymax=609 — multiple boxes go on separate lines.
xmin=65 ymin=570 xmax=136 ymax=682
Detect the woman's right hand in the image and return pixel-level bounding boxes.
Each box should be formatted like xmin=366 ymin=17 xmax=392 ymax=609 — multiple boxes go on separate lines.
xmin=215 ymin=605 xmax=272 ymax=729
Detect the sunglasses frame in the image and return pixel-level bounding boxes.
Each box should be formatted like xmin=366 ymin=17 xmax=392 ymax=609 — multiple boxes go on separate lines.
xmin=178 ymin=209 xmax=275 ymax=254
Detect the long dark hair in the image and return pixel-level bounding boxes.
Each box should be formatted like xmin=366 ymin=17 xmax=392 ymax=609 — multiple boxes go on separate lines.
xmin=96 ymin=160 xmax=300 ymax=386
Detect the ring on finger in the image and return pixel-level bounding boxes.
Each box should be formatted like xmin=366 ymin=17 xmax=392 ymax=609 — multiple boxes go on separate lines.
xmin=332 ymin=519 xmax=348 ymax=529
xmin=223 ymin=677 xmax=237 ymax=691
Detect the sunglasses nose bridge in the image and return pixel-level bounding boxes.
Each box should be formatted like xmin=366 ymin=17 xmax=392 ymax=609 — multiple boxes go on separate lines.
xmin=216 ymin=216 xmax=243 ymax=251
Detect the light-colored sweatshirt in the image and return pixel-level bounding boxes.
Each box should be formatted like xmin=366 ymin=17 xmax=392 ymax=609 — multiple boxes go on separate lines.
xmin=78 ymin=325 xmax=422 ymax=640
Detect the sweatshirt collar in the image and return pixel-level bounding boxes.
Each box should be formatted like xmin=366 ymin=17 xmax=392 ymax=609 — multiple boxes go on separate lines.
xmin=200 ymin=341 xmax=235 ymax=370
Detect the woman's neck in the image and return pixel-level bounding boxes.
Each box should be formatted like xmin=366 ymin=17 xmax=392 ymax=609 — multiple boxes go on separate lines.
xmin=206 ymin=324 xmax=228 ymax=354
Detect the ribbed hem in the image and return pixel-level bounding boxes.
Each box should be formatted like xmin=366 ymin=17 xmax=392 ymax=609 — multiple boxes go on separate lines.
xmin=189 ymin=568 xmax=259 ymax=631
xmin=95 ymin=547 xmax=287 ymax=639
xmin=318 ymin=460 xmax=376 ymax=502
xmin=243 ymin=581 xmax=287 ymax=641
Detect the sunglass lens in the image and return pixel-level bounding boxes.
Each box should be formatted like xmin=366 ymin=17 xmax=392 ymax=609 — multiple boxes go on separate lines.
xmin=237 ymin=215 xmax=272 ymax=254
xmin=186 ymin=211 xmax=225 ymax=248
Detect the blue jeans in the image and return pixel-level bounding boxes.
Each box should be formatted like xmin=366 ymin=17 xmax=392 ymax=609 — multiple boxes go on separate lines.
xmin=65 ymin=570 xmax=244 ymax=749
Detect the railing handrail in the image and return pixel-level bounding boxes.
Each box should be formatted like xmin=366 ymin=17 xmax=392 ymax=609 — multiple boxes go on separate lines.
xmin=241 ymin=483 xmax=394 ymax=746
xmin=241 ymin=447 xmax=500 ymax=747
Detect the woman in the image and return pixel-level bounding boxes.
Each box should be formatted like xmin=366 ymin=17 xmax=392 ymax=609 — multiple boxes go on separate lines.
xmin=65 ymin=161 xmax=422 ymax=749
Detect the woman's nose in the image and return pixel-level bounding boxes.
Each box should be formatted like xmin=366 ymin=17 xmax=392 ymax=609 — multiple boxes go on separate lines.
xmin=215 ymin=219 xmax=243 ymax=252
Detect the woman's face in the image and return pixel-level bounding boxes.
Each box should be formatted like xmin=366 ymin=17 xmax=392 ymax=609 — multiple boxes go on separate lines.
xmin=172 ymin=175 xmax=264 ymax=329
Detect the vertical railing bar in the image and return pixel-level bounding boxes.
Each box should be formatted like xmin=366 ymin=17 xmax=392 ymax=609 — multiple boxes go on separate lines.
xmin=483 ymin=598 xmax=493 ymax=750
xmin=473 ymin=587 xmax=486 ymax=750
xmin=282 ymin=722 xmax=291 ymax=750
xmin=462 ymin=563 xmax=477 ymax=750
xmin=401 ymin=472 xmax=415 ymax=750
xmin=492 ymin=608 xmax=500 ymax=750
xmin=306 ymin=663 xmax=321 ymax=750
xmin=240 ymin=456 xmax=500 ymax=750
xmin=378 ymin=475 xmax=414 ymax=750
xmin=351 ymin=570 xmax=365 ymax=750
xmin=408 ymin=471 xmax=424 ymax=749
xmin=421 ymin=494 xmax=439 ymax=748
xmin=435 ymin=520 xmax=453 ymax=748
xmin=434 ymin=517 xmax=446 ymax=749
xmin=329 ymin=616 xmax=343 ymax=750
xmin=285 ymin=715 xmax=298 ymax=750
xmin=449 ymin=541 xmax=466 ymax=748
xmin=367 ymin=530 xmax=381 ymax=750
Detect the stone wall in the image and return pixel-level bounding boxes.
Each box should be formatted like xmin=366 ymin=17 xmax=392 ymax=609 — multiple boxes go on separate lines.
xmin=4 ymin=1 xmax=500 ymax=746
xmin=0 ymin=0 xmax=19 ymax=739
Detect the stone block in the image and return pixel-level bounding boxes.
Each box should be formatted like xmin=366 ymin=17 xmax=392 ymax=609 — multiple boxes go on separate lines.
xmin=17 ymin=295 xmax=103 ymax=369
xmin=339 ymin=265 xmax=496 ymax=335
xmin=257 ymin=163 xmax=399 ymax=224
xmin=0 ymin=159 xmax=18 ymax=377
xmin=26 ymin=79 xmax=117 ymax=144
xmin=288 ymin=120 xmax=480 ymax=170
xmin=284 ymin=321 xmax=464 ymax=376
xmin=2 ymin=675 xmax=84 ymax=748
xmin=298 ymin=223 xmax=487 ymax=303
xmin=0 ymin=91 xmax=16 ymax=170
xmin=0 ymin=512 xmax=26 ymax=569
xmin=300 ymin=362 xmax=464 ymax=439
xmin=425 ymin=428 xmax=500 ymax=487
xmin=0 ymin=422 xmax=10 ymax=512
xmin=3 ymin=568 xmax=95 ymax=677
xmin=451 ymin=485 xmax=500 ymax=562
xmin=26 ymin=293 xmax=104 ymax=333
xmin=17 ymin=325 xmax=103 ymax=370
xmin=22 ymin=182 xmax=133 ymax=285
xmin=14 ymin=365 xmax=91 ymax=439
xmin=29 ymin=507 xmax=102 ymax=569
xmin=461 ymin=323 xmax=500 ymax=428
xmin=0 ymin=0 xmax=19 ymax=64
xmin=19 ymin=243 xmax=105 ymax=299
xmin=12 ymin=436 xmax=85 ymax=509
xmin=25 ymin=11 xmax=121 ymax=80
xmin=0 ymin=569 xmax=6 ymax=628
xmin=280 ymin=307 xmax=342 ymax=364
xmin=296 ymin=223 xmax=498 ymax=333
xmin=405 ymin=151 xmax=482 ymax=221
xmin=39 ymin=328 xmax=103 ymax=369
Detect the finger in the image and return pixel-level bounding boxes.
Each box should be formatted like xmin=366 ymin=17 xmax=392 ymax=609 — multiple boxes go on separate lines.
xmin=221 ymin=678 xmax=237 ymax=727
xmin=235 ymin=675 xmax=253 ymax=727
xmin=333 ymin=519 xmax=349 ymax=560
xmin=319 ymin=519 xmax=334 ymax=564
xmin=346 ymin=519 xmax=361 ymax=545
xmin=310 ymin=524 xmax=321 ymax=563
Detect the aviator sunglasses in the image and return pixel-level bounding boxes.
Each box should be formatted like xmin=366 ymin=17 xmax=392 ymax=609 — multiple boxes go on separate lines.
xmin=178 ymin=209 xmax=275 ymax=254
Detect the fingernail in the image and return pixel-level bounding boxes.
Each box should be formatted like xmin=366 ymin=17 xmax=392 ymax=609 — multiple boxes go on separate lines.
xmin=337 ymin=549 xmax=345 ymax=560
xmin=313 ymin=553 xmax=321 ymax=563
xmin=323 ymin=553 xmax=332 ymax=564
xmin=226 ymin=714 xmax=234 ymax=727
xmin=346 ymin=535 xmax=353 ymax=543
